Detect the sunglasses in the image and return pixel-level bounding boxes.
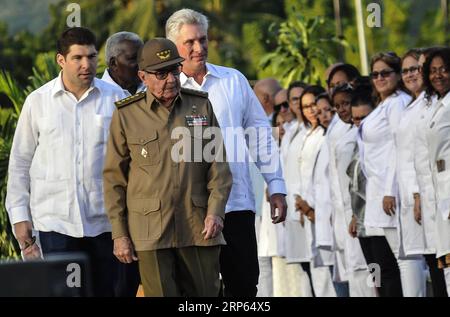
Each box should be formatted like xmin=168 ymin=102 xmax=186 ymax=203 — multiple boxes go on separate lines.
xmin=401 ymin=66 xmax=420 ymax=75
xmin=370 ymin=69 xmax=396 ymax=79
xmin=145 ymin=64 xmax=183 ymax=80
xmin=274 ymin=101 xmax=289 ymax=112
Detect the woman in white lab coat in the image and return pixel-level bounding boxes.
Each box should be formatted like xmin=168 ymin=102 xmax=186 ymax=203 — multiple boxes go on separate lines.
xmin=294 ymin=85 xmax=336 ymax=297
xmin=361 ymin=52 xmax=425 ymax=296
xmin=329 ymin=83 xmax=377 ymax=297
xmin=423 ymin=47 xmax=450 ymax=295
xmin=398 ymin=48 xmax=448 ymax=296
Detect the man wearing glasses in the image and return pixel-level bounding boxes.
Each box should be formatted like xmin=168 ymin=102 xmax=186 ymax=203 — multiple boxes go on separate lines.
xmin=103 ymin=38 xmax=232 ymax=296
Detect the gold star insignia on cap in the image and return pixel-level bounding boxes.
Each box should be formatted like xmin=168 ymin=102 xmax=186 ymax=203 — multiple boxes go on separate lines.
xmin=156 ymin=50 xmax=171 ymax=60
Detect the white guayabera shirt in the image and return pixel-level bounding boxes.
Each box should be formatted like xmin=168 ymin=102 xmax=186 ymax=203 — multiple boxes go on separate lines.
xmin=181 ymin=63 xmax=286 ymax=213
xmin=6 ymin=73 xmax=126 ymax=237
xmin=101 ymin=69 xmax=146 ymax=97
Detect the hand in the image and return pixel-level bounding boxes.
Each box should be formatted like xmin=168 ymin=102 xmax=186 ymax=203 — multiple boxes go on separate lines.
xmin=14 ymin=221 xmax=42 ymax=261
xmin=294 ymin=195 xmax=302 ymax=212
xmin=202 ymin=215 xmax=224 ymax=240
xmin=382 ymin=196 xmax=396 ymax=216
xmin=348 ymin=215 xmax=357 ymax=238
xmin=269 ymin=193 xmax=287 ymax=224
xmin=413 ymin=194 xmax=422 ymax=225
xmin=113 ymin=236 xmax=138 ymax=264
xmin=305 ymin=209 xmax=315 ymax=223
xmin=22 ymin=243 xmax=41 ymax=261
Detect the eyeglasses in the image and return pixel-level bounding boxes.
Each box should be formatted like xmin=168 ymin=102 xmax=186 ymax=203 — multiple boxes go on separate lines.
xmin=302 ymin=102 xmax=317 ymax=111
xmin=430 ymin=66 xmax=449 ymax=76
xmin=274 ymin=101 xmax=289 ymax=112
xmin=401 ymin=66 xmax=420 ymax=75
xmin=370 ymin=69 xmax=396 ymax=79
xmin=289 ymin=96 xmax=301 ymax=103
xmin=145 ymin=64 xmax=183 ymax=80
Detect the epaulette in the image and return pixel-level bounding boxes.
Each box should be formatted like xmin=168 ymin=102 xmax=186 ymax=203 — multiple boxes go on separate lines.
xmin=115 ymin=91 xmax=146 ymax=108
xmin=181 ymin=87 xmax=208 ymax=98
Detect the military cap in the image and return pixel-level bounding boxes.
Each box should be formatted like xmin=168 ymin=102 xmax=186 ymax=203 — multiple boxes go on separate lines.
xmin=138 ymin=38 xmax=185 ymax=71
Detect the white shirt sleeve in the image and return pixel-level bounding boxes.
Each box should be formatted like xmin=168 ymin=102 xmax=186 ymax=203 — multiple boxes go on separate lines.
xmin=240 ymin=73 xmax=286 ymax=196
xmin=5 ymin=96 xmax=38 ymax=225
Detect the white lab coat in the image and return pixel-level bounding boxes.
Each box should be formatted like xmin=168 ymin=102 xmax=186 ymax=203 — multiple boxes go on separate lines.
xmin=425 ymin=91 xmax=450 ymax=258
xmin=297 ymin=126 xmax=325 ymax=263
xmin=329 ymin=126 xmax=368 ymax=274
xmin=284 ymin=123 xmax=309 ymax=263
xmin=308 ymin=139 xmax=335 ymax=268
xmin=396 ymin=92 xmax=436 ymax=255
xmin=360 ymin=91 xmax=412 ymax=228
xmin=413 ymin=94 xmax=439 ymax=255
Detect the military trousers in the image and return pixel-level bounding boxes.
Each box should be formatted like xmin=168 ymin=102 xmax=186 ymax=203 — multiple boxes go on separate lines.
xmin=137 ymin=245 xmax=221 ymax=297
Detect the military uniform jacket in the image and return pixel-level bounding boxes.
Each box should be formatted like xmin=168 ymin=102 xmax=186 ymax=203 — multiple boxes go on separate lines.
xmin=103 ymin=88 xmax=232 ymax=251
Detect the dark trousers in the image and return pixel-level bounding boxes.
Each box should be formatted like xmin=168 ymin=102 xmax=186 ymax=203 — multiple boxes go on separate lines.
xmin=300 ymin=262 xmax=316 ymax=297
xmin=359 ymin=236 xmax=403 ymax=297
xmin=424 ymin=254 xmax=449 ymax=297
xmin=113 ymin=260 xmax=141 ymax=297
xmin=39 ymin=231 xmax=115 ymax=297
xmin=220 ymin=211 xmax=259 ymax=297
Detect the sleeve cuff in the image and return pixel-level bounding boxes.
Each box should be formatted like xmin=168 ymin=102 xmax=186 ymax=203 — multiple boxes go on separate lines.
xmin=267 ymin=179 xmax=287 ymax=196
xmin=111 ymin=220 xmax=129 ymax=240
xmin=8 ymin=206 xmax=31 ymax=225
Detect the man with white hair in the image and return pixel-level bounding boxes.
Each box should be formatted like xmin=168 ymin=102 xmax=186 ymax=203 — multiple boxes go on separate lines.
xmin=102 ymin=31 xmax=145 ymax=96
xmin=166 ymin=8 xmax=287 ymax=297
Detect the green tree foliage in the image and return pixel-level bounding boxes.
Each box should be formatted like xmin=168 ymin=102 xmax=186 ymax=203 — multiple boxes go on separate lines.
xmin=260 ymin=8 xmax=348 ymax=87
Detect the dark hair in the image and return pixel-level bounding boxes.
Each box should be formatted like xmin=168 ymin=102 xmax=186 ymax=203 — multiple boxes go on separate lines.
xmin=315 ymin=92 xmax=331 ymax=105
xmin=370 ymin=51 xmax=404 ymax=104
xmin=331 ymin=82 xmax=354 ymax=100
xmin=57 ymin=27 xmax=97 ymax=57
xmin=423 ymin=47 xmax=450 ymax=100
xmin=287 ymin=81 xmax=308 ymax=100
xmin=315 ymin=92 xmax=333 ymax=133
xmin=401 ymin=48 xmax=422 ymax=65
xmin=271 ymin=110 xmax=280 ymax=127
xmin=351 ymin=83 xmax=375 ymax=109
xmin=327 ymin=63 xmax=361 ymax=88
xmin=299 ymin=85 xmax=326 ymax=128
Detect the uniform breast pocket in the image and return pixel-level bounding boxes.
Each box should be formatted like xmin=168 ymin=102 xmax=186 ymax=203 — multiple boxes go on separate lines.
xmin=127 ymin=131 xmax=160 ymax=166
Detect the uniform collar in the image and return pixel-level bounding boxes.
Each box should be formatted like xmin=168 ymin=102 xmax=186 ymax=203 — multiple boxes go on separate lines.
xmin=146 ymin=89 xmax=182 ymax=112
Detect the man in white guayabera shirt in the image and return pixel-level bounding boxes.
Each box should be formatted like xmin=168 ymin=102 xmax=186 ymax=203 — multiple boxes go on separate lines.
xmin=166 ymin=8 xmax=288 ymax=297
xmin=5 ymin=27 xmax=125 ymax=296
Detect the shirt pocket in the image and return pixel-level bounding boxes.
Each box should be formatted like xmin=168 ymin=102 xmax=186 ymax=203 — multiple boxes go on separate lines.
xmin=127 ymin=131 xmax=160 ymax=166
xmin=30 ymin=179 xmax=69 ymax=221
xmin=38 ymin=115 xmax=70 ymax=180
xmin=94 ymin=114 xmax=112 ymax=144
xmin=435 ymin=169 xmax=450 ymax=218
xmin=38 ymin=115 xmax=63 ymax=146
xmin=127 ymin=198 xmax=162 ymax=241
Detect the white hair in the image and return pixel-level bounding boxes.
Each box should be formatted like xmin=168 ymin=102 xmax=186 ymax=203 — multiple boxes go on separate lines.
xmin=165 ymin=8 xmax=209 ymax=43
xmin=105 ymin=31 xmax=143 ymax=66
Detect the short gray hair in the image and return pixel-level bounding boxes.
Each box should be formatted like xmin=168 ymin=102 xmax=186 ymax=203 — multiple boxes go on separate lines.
xmin=105 ymin=31 xmax=143 ymax=65
xmin=165 ymin=8 xmax=209 ymax=43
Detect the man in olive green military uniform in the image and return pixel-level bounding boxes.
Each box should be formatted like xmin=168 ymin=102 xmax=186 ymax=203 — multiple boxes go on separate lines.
xmin=103 ymin=38 xmax=232 ymax=297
